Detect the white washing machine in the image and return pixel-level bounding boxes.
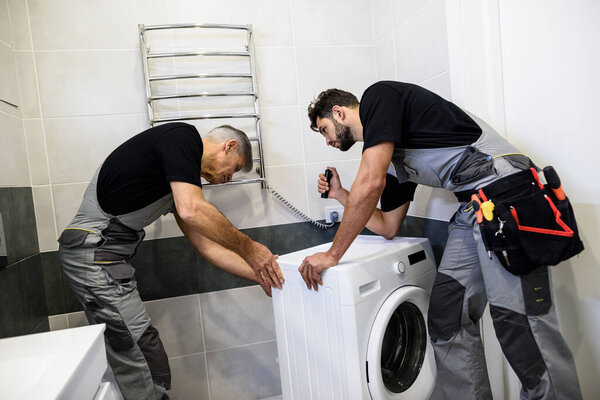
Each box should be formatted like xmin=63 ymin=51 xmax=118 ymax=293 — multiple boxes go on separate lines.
xmin=272 ymin=235 xmax=437 ymax=400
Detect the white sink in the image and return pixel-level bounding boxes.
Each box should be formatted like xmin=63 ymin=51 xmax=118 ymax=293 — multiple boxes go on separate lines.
xmin=0 ymin=324 xmax=109 ymax=399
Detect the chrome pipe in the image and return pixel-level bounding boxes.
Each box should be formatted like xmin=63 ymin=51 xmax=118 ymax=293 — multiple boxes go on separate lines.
xmin=247 ymin=26 xmax=267 ymax=188
xmin=149 ymin=72 xmax=252 ymax=82
xmin=139 ymin=23 xmax=250 ymax=32
xmin=138 ymin=26 xmax=155 ymax=127
xmin=147 ymin=51 xmax=250 ymax=59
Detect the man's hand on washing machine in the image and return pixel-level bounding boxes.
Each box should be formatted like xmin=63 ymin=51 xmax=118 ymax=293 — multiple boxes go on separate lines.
xmin=298 ymin=251 xmax=338 ymax=290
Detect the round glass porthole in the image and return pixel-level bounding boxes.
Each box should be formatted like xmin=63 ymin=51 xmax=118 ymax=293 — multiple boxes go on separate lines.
xmin=380 ymin=302 xmax=427 ymax=393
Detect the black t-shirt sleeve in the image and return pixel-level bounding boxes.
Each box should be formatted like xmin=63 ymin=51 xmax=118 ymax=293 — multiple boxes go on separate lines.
xmin=380 ymin=174 xmax=417 ymax=212
xmin=155 ymin=126 xmax=204 ymax=187
xmin=361 ymin=83 xmax=406 ymax=150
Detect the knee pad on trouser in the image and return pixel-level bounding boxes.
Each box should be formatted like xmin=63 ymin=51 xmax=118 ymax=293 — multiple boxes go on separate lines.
xmin=86 ymin=299 xmax=135 ymax=352
xmin=489 ymin=305 xmax=546 ymax=389
xmin=138 ymin=325 xmax=172 ymax=391
xmin=427 ymin=273 xmax=465 ymax=341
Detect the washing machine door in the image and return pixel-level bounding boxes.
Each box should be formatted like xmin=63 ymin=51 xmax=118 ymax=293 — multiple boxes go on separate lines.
xmin=366 ymin=286 xmax=436 ymax=399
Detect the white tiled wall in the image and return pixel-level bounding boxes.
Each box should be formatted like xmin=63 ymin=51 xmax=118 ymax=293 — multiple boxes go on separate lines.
xmin=370 ymin=0 xmax=457 ymax=222
xmin=0 ymin=0 xmax=29 ymax=189
xmin=49 ymin=286 xmax=281 ymax=400
xmin=7 ymin=0 xmax=377 ymax=250
xmin=497 ymin=1 xmax=600 ymax=398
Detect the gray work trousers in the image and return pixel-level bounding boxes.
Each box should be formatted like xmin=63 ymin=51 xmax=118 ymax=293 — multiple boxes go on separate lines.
xmin=427 ymin=203 xmax=582 ymax=400
xmin=60 ymin=240 xmax=170 ymax=400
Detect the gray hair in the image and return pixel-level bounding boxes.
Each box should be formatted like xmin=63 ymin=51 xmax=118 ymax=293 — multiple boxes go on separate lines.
xmin=205 ymin=125 xmax=253 ymax=172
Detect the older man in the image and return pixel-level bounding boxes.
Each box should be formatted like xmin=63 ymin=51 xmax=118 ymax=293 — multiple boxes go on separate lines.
xmin=58 ymin=122 xmax=283 ymax=399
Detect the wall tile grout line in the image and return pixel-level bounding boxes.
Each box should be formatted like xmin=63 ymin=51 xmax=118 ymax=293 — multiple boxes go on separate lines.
xmin=1 ymin=252 xmax=39 ymax=270
xmin=204 ymin=338 xmax=277 ymax=354
xmin=196 ymin=292 xmax=212 ymax=400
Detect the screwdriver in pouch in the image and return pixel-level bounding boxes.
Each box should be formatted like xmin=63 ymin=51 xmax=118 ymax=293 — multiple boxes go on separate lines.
xmin=470 ymin=194 xmax=484 ymax=223
xmin=543 ymin=166 xmax=566 ymax=201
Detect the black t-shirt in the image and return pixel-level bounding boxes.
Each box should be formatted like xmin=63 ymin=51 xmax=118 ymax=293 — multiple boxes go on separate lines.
xmin=360 ymin=81 xmax=480 ymax=210
xmin=360 ymin=81 xmax=482 ymax=150
xmin=380 ymin=174 xmax=417 ymax=212
xmin=97 ymin=122 xmax=203 ymax=216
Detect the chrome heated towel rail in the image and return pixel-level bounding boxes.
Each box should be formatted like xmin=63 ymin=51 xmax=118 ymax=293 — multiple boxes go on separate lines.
xmin=138 ymin=23 xmax=266 ymax=188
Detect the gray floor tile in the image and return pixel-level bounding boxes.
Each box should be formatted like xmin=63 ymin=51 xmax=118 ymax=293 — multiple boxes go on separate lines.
xmin=169 ymin=353 xmax=209 ymax=400
xmin=201 ymin=286 xmax=275 ymax=351
xmin=145 ymin=294 xmax=204 ymax=358
xmin=206 ymin=340 xmax=281 ymax=400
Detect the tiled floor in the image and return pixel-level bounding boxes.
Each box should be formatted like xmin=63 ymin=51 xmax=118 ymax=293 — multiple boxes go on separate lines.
xmin=48 ymin=286 xmax=282 ymax=400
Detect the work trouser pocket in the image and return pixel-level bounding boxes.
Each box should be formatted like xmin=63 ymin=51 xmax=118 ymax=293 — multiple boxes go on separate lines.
xmin=94 ymin=256 xmax=138 ymax=294
xmin=58 ymin=228 xmax=90 ymax=248
xmin=450 ymin=147 xmax=495 ymax=185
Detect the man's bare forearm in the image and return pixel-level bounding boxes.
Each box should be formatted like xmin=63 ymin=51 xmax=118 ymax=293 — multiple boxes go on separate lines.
xmin=176 ymin=213 xmax=257 ymax=281
xmin=328 ymin=178 xmax=385 ymax=261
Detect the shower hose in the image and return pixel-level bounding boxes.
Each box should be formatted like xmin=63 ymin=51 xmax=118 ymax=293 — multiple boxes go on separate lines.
xmin=265 ymin=184 xmax=335 ymax=230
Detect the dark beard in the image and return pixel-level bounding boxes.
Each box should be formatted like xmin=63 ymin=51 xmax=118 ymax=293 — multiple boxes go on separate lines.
xmin=333 ymin=119 xmax=355 ymax=151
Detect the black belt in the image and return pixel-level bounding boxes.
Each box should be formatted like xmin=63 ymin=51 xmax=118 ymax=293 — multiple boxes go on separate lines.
xmin=454 ymin=168 xmax=539 ymax=203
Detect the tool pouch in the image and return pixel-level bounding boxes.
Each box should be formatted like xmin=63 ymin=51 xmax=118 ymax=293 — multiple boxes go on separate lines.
xmin=477 ymin=168 xmax=584 ymax=275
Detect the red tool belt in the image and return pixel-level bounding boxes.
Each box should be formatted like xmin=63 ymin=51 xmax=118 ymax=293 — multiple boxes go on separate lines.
xmin=474 ymin=167 xmax=584 ymax=275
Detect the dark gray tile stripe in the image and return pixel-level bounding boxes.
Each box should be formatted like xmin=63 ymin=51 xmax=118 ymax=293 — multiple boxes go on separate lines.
xmin=38 ymin=216 xmax=449 ymax=316
xmin=0 ymin=187 xmax=47 ymax=339
xmin=0 ymin=187 xmax=39 ymax=269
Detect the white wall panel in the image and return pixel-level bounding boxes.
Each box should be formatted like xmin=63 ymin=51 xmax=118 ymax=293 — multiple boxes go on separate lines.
xmin=170 ymin=0 xmax=293 ymax=48
xmin=23 ymin=118 xmax=49 ymax=185
xmin=7 ymin=0 xmax=32 ymax=50
xmin=375 ymin=33 xmax=396 ymax=81
xmin=292 ymin=0 xmax=372 ymax=47
xmin=393 ymin=0 xmax=449 ymax=83
xmin=0 ymin=111 xmax=29 ymax=187
xmin=15 ymin=51 xmax=41 ymax=118
xmin=27 ymin=0 xmax=169 ymax=50
xmin=35 ymin=50 xmax=146 ymax=118
xmin=391 ymin=0 xmax=430 ymax=28
xmin=255 ymin=47 xmax=298 ymax=108
xmin=261 ymin=106 xmax=304 ymax=167
xmin=44 ymin=114 xmax=147 ymax=184
xmin=0 ymin=42 xmax=19 ymax=106
xmin=0 ymin=0 xmax=11 ymax=45
xmin=295 ymin=46 xmax=377 ymax=112
xmin=51 ymin=182 xmax=87 ymax=232
xmin=371 ymin=0 xmax=393 ymax=43
xmin=32 ymin=185 xmax=57 ymax=251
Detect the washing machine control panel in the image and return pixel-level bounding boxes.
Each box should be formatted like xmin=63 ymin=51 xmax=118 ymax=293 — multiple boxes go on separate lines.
xmin=392 ymin=260 xmax=406 ymax=274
